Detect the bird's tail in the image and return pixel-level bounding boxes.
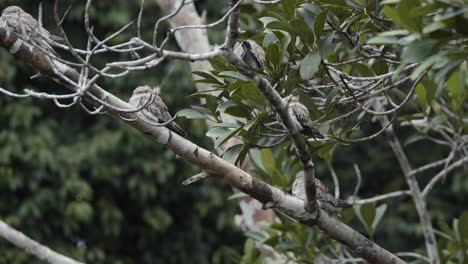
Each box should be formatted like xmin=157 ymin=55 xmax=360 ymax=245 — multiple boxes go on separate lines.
xmin=336 ymin=199 xmax=352 ymax=208
xmin=303 ymin=126 xmax=325 ymax=139
xmin=169 ymin=123 xmax=187 ymax=138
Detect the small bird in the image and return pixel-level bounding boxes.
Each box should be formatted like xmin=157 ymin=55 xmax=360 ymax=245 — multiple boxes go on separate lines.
xmin=234 ymin=39 xmax=265 ymax=71
xmin=284 ymin=95 xmax=324 ymax=139
xmin=0 ymin=6 xmax=62 ymax=54
xmin=129 ymin=86 xmax=187 ymax=137
xmin=292 ymin=171 xmax=352 ymax=217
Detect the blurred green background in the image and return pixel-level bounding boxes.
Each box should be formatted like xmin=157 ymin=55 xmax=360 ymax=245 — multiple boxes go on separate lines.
xmin=0 ymin=0 xmax=243 ymax=263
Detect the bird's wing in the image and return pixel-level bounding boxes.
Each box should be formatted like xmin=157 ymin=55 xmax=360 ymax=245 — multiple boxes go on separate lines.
xmin=151 ymin=96 xmax=172 ymax=122
xmin=129 ymin=94 xmax=161 ymax=123
xmin=291 ymin=103 xmax=324 ymax=139
xmin=129 ymin=94 xmax=145 ymax=109
xmin=4 ymin=13 xmax=58 ymax=55
xmin=152 ymin=96 xmax=187 ymax=137
xmin=251 ymin=45 xmax=265 ymax=67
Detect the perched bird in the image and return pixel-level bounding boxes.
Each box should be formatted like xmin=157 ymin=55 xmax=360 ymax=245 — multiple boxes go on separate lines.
xmin=129 ymin=86 xmax=187 ymax=137
xmin=234 ymin=39 xmax=265 ymax=71
xmin=292 ymin=171 xmax=352 ymax=217
xmin=284 ymin=95 xmax=324 ymax=139
xmin=0 ymin=6 xmax=62 ymax=54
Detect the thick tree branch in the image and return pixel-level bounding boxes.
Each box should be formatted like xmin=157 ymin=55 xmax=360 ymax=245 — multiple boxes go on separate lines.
xmin=0 ymin=220 xmax=84 ymax=264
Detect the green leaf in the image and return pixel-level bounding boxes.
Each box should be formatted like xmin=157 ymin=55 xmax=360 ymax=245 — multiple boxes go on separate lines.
xmin=263 ymin=32 xmax=279 ymax=47
xmin=209 ymin=56 xmax=235 ymax=71
xmin=458 ymin=211 xmax=468 ymax=240
xmin=401 ymin=40 xmax=434 ymax=63
xmin=280 ymin=34 xmax=291 ymax=63
xmin=300 ymin=51 xmax=321 ymax=80
xmin=258 ymin=17 xmax=279 ymax=27
xmin=240 ymin=83 xmax=266 ymax=108
xmin=266 ymin=44 xmax=281 ymax=69
xmin=317 ymin=142 xmax=335 ymax=160
xmin=226 ymin=106 xmax=251 ymax=119
xmin=282 ymin=0 xmax=296 ymax=19
xmin=372 ymin=204 xmax=387 ymax=231
xmin=206 ymin=125 xmax=240 ymax=148
xmin=410 ymin=55 xmax=440 ymax=80
xmin=297 ymin=6 xmax=316 ymax=31
xmin=383 ymin=1 xmax=422 ymax=32
xmin=223 ymin=144 xmax=244 ymax=162
xmin=291 ymin=19 xmax=314 ymax=44
xmin=352 ymin=63 xmax=376 ymax=77
xmin=355 ymin=203 xmax=376 ymax=236
xmin=177 ymin=109 xmax=207 ymax=119
xmin=207 ymin=124 xmax=243 ymax=149
xmin=314 ymin=10 xmax=328 ymax=39
xmin=241 ymin=239 xmax=259 ymax=263
xmin=372 ymin=62 xmax=389 ymax=76
xmin=438 ymin=218 xmax=455 ymax=239
xmin=447 ymin=70 xmax=463 ymax=106
xmin=260 ymin=149 xmax=276 ymax=175
xmin=319 ymin=33 xmax=335 ymax=58
xmin=266 ymin=21 xmax=294 ymax=33
xmin=219 ymin=71 xmax=249 ymax=81
xmin=301 ymin=3 xmax=321 ymax=15
xmin=416 ymin=82 xmax=428 ymax=108
xmin=217 ymin=101 xmax=251 ymax=118
xmin=192 ymin=71 xmax=223 ymax=85
xmin=397 ymin=0 xmax=422 ymax=32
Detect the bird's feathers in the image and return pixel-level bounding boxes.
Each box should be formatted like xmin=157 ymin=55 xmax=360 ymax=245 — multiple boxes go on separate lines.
xmin=292 ymin=171 xmax=352 ymax=217
xmin=129 ymin=86 xmax=187 ymax=137
xmin=285 ymin=96 xmax=324 ymax=139
xmin=1 ymin=6 xmax=60 ymax=55
xmin=234 ymin=40 xmax=265 ymax=71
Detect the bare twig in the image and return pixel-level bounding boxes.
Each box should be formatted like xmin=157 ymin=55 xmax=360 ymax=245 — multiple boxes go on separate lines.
xmin=353 ymin=190 xmax=411 ymax=205
xmin=422 ymin=156 xmax=468 ymax=197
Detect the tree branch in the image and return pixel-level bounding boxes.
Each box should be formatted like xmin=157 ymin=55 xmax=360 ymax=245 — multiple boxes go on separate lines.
xmin=0 ymin=220 xmax=84 ymax=264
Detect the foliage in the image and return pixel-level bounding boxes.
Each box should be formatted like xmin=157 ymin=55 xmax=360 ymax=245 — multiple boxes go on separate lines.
xmin=189 ymin=0 xmax=467 ymax=262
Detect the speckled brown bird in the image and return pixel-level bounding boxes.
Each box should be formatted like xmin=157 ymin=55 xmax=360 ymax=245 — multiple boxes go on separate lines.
xmin=292 ymin=171 xmax=351 ymax=217
xmin=129 ymin=86 xmax=187 ymax=137
xmin=284 ymin=95 xmax=324 ymax=139
xmin=234 ymin=39 xmax=265 ymax=71
xmin=0 ymin=6 xmax=62 ymax=54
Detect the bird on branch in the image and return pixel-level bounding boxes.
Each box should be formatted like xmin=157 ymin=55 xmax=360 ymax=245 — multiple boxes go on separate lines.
xmin=0 ymin=6 xmax=63 ymax=55
xmin=234 ymin=39 xmax=265 ymax=71
xmin=292 ymin=171 xmax=352 ymax=218
xmin=284 ymin=95 xmax=324 ymax=140
xmin=129 ymin=86 xmax=187 ymax=137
